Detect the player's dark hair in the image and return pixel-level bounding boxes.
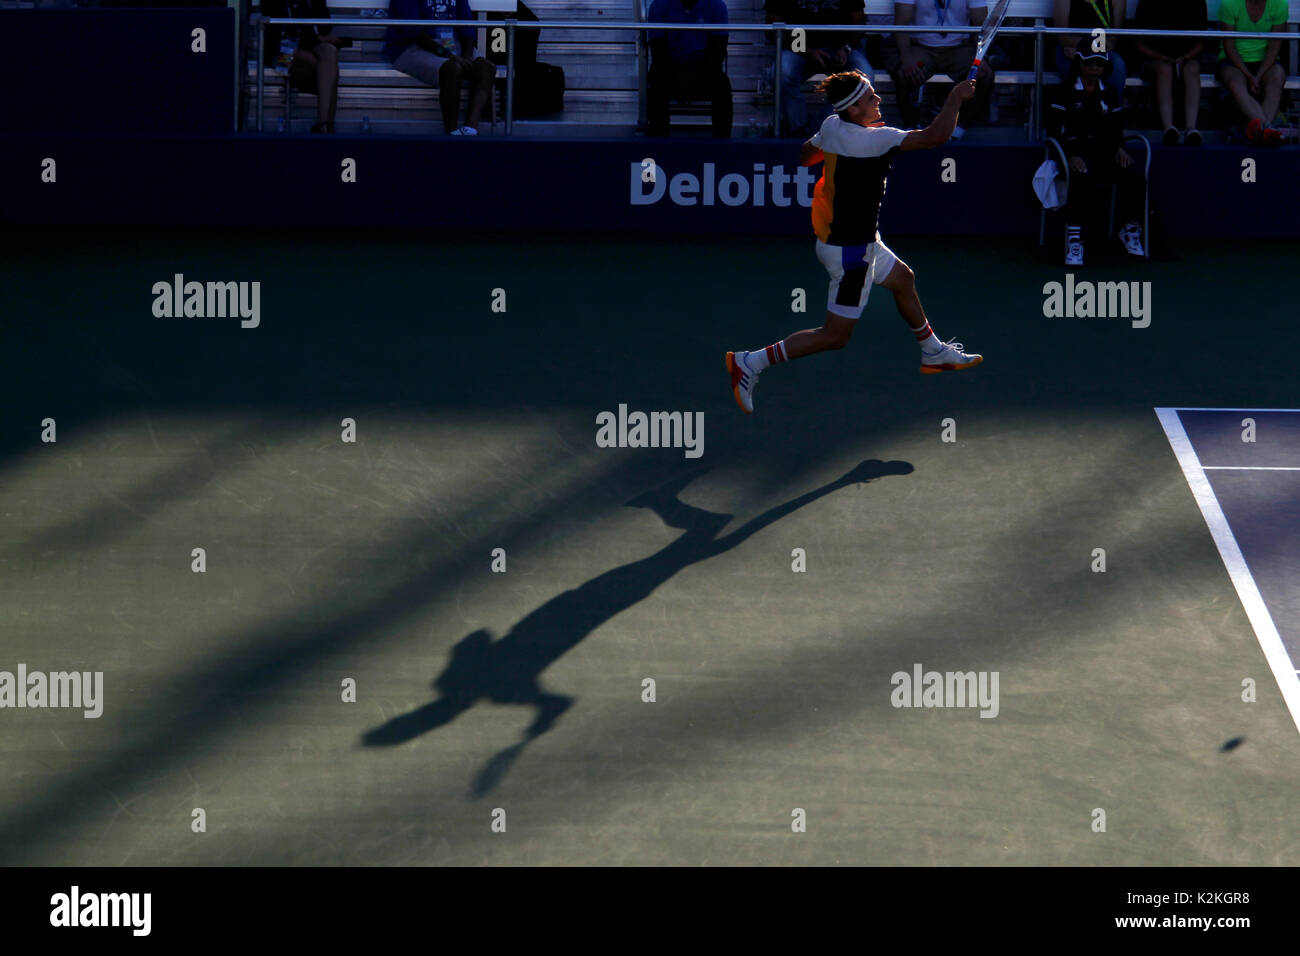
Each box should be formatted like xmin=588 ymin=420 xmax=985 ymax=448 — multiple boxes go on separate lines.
xmin=817 ymin=71 xmax=868 ymax=114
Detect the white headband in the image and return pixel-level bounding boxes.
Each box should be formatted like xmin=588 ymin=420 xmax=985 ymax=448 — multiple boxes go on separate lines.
xmin=831 ymin=77 xmax=869 ymax=112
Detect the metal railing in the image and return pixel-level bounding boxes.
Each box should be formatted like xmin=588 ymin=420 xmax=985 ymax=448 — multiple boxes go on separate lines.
xmin=255 ymin=16 xmax=1297 ymax=138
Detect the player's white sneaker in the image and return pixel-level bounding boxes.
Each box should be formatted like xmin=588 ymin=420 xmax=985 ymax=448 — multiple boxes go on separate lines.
xmin=1119 ymin=222 xmax=1145 ymax=257
xmin=920 ymin=339 xmax=983 ymax=374
xmin=726 ymin=351 xmax=759 ymax=414
xmin=1065 ymin=236 xmax=1084 ymax=266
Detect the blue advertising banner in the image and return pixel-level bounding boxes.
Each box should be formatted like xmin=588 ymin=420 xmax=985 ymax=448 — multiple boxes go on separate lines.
xmin=0 ymin=134 xmax=1292 ymax=238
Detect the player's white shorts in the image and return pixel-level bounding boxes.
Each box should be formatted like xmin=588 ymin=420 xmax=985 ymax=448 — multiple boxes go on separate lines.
xmin=816 ymin=236 xmax=900 ymax=319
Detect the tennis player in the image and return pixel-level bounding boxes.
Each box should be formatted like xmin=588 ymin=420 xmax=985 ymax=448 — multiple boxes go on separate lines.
xmin=727 ymin=71 xmax=983 ymax=414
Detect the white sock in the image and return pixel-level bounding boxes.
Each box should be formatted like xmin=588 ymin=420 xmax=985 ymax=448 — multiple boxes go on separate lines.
xmin=919 ymin=332 xmax=944 ymax=355
xmin=744 ymin=345 xmax=785 ymax=372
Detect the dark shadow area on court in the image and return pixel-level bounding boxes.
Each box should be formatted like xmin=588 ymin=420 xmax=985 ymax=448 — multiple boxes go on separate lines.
xmin=1 ymin=226 xmax=1297 ymax=862
xmin=360 ymin=459 xmax=912 ymax=797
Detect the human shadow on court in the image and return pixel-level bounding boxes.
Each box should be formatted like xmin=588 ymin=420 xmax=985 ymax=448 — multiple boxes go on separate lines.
xmin=361 ymin=458 xmax=913 ymax=797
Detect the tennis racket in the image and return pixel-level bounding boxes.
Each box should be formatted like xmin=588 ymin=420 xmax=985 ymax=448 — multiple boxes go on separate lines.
xmin=967 ymin=0 xmax=1012 ymax=80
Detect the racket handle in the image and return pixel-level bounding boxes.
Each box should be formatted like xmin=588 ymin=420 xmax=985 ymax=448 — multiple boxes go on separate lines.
xmin=967 ymin=58 xmax=981 ymax=81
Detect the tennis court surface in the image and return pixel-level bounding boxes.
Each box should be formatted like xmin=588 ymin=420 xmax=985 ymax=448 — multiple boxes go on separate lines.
xmin=1 ymin=227 xmax=1298 ymax=865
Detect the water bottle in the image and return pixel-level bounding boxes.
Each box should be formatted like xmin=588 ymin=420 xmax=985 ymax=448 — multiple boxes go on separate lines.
xmin=276 ymin=116 xmax=286 ymax=134
xmin=362 ymin=115 xmax=371 ymax=134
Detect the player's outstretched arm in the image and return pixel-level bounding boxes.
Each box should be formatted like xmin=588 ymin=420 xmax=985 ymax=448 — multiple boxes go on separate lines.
xmin=900 ymin=79 xmax=976 ymax=151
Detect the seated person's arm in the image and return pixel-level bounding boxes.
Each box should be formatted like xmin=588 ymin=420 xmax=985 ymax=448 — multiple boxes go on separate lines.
xmin=649 ymin=36 xmax=670 ymax=68
xmin=1258 ymin=21 xmax=1286 ymax=74
xmin=413 ymin=30 xmax=444 ymax=53
xmin=1219 ymin=18 xmax=1247 ymax=74
xmin=1133 ymin=4 xmax=1162 ymax=60
xmin=312 ymin=0 xmax=332 ymax=40
xmin=835 ymin=10 xmax=866 ymax=63
xmin=459 ymin=28 xmax=478 ymax=60
xmin=1054 ymin=0 xmax=1080 ymax=55
xmin=706 ymin=33 xmax=728 ymax=70
xmin=1045 ymin=99 xmax=1067 ymax=141
xmin=895 ymin=2 xmax=914 ymax=60
xmin=1134 ymin=33 xmax=1163 ymax=59
xmin=455 ymin=0 xmax=477 ymax=59
xmin=1103 ymin=90 xmax=1125 ymax=152
xmin=1183 ymin=7 xmax=1207 ymax=60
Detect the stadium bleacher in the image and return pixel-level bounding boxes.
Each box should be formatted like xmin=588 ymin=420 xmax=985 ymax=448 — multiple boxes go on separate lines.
xmin=243 ymin=0 xmax=1300 ymax=136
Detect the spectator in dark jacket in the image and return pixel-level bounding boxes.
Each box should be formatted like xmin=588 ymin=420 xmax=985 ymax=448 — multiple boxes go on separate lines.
xmin=647 ymin=0 xmax=733 ymax=137
xmin=1047 ymin=51 xmax=1148 ymax=266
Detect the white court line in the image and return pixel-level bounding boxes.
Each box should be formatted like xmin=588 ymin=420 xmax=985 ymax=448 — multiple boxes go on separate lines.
xmin=1156 ymin=408 xmax=1300 ymax=737
xmin=1202 ymin=466 xmax=1300 ymax=471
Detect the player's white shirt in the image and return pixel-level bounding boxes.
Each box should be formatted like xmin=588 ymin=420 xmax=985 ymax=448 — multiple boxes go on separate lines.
xmin=810 ymin=114 xmax=908 ymax=158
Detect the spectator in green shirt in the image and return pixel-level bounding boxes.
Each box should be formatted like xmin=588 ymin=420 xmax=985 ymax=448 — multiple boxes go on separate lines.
xmin=1215 ymin=0 xmax=1288 ymax=144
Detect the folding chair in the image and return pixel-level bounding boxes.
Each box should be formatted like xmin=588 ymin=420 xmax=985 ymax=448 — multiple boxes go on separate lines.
xmin=1039 ymin=134 xmax=1151 ymax=259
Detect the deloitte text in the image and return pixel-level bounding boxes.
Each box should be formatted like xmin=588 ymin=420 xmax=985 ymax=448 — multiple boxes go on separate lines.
xmin=631 ymin=162 xmax=816 ymax=208
xmin=0 ymin=664 xmax=103 ymax=718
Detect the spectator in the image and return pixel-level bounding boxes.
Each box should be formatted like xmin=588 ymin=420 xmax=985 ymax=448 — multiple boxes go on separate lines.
xmin=1047 ymin=51 xmax=1149 ymax=266
xmin=1135 ymin=0 xmax=1207 ymax=145
xmin=646 ymin=0 xmax=733 ymax=137
xmin=1216 ymin=0 xmax=1288 ymax=145
xmin=764 ymin=0 xmax=873 ymax=137
xmin=385 ymin=0 xmax=496 ymax=135
xmin=1054 ymin=0 xmax=1128 ymax=94
xmin=889 ymin=0 xmax=994 ymax=137
xmin=263 ymin=0 xmax=341 ymax=133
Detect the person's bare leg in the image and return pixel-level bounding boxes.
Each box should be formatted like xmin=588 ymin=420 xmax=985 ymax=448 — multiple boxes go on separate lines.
xmin=315 ymin=42 xmax=339 ymax=126
xmin=1223 ymin=68 xmax=1265 ymax=124
xmin=876 ymin=260 xmax=929 ymax=333
xmin=465 ymin=58 xmax=495 ymax=128
xmin=1154 ymin=61 xmax=1174 ymax=130
xmin=1260 ymin=64 xmax=1284 ymax=125
xmin=780 ymin=312 xmax=857 ymax=358
xmin=439 ymin=59 xmax=464 ymax=132
xmin=1183 ymin=59 xmax=1201 ymax=131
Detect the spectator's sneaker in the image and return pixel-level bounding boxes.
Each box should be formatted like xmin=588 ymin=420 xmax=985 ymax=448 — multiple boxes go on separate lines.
xmin=1260 ymin=126 xmax=1284 ymax=147
xmin=450 ymin=126 xmax=479 ymax=136
xmin=725 ymin=351 xmax=758 ymax=414
xmin=1119 ymin=221 xmax=1145 ymax=257
xmin=1246 ymin=118 xmax=1268 ymax=144
xmin=1184 ymin=128 xmax=1202 ymax=146
xmin=1065 ymin=235 xmax=1085 ymax=266
xmin=920 ymin=339 xmax=983 ymax=374
xmin=1162 ymin=126 xmax=1181 ymax=146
